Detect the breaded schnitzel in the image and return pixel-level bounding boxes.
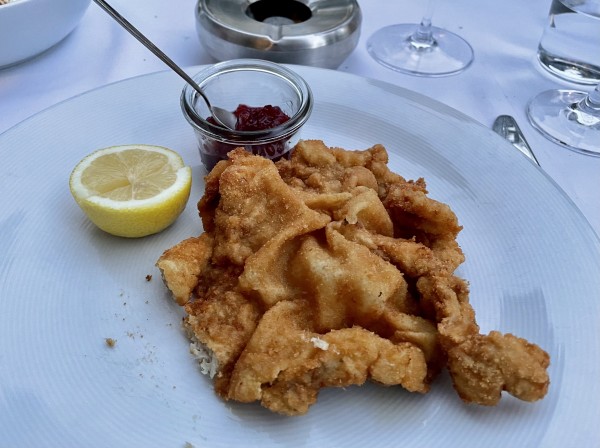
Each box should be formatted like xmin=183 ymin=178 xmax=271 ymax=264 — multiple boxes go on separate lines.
xmin=157 ymin=140 xmax=549 ymax=415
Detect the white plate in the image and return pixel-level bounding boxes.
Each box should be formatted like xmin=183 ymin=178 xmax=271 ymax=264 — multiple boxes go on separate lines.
xmin=1 ymin=66 xmax=599 ymax=447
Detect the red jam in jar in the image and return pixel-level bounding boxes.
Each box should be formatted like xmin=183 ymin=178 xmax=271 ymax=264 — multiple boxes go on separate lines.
xmin=203 ymin=104 xmax=291 ymax=169
xmin=233 ymin=104 xmax=290 ymax=131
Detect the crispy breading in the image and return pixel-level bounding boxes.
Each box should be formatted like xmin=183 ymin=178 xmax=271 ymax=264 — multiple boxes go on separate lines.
xmin=293 ymin=225 xmax=405 ymax=331
xmin=238 ymin=222 xmax=407 ymax=330
xmin=197 ymin=159 xmax=230 ymax=232
xmin=156 ymin=234 xmax=213 ymax=305
xmin=211 ymin=150 xmax=330 ymax=266
xmin=227 ymin=300 xmax=429 ymax=415
xmin=445 ymin=331 xmax=550 ymax=405
xmin=277 ymin=140 xmax=398 ymax=197
xmin=156 ymin=140 xmax=550 ymax=415
xmin=335 ymin=222 xmax=461 ymax=277
xmin=417 ymin=274 xmax=550 ymax=404
xmin=184 ymin=287 xmax=260 ymax=395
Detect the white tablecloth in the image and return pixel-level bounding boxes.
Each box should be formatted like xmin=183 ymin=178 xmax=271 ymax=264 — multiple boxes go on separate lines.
xmin=1 ymin=0 xmax=599 ymax=235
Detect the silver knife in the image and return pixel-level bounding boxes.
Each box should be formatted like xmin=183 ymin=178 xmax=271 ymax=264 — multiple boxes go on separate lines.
xmin=493 ymin=115 xmax=540 ymax=166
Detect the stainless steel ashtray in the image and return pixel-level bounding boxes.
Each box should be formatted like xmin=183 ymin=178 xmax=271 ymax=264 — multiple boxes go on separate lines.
xmin=195 ymin=0 xmax=362 ymax=69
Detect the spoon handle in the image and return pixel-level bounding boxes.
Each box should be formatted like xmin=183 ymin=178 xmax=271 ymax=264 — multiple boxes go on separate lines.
xmin=92 ymin=0 xmax=210 ymax=105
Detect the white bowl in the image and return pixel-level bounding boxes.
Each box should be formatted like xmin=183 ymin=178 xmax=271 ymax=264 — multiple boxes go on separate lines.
xmin=0 ymin=0 xmax=91 ymax=68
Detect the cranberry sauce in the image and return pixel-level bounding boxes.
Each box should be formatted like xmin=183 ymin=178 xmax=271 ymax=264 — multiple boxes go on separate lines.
xmin=233 ymin=104 xmax=290 ymax=131
xmin=202 ymin=104 xmax=292 ymax=170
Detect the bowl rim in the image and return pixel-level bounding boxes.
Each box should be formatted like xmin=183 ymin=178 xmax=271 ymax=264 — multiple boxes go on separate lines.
xmin=0 ymin=0 xmax=29 ymax=8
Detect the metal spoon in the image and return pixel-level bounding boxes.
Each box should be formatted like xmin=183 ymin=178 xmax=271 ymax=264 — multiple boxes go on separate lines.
xmin=93 ymin=0 xmax=237 ymax=130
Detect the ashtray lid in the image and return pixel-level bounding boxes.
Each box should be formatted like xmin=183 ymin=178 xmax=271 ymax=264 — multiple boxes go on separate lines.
xmin=197 ymin=0 xmax=361 ymax=51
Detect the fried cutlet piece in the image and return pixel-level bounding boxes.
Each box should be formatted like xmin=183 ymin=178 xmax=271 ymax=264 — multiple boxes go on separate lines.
xmin=446 ymin=331 xmax=550 ymax=404
xmin=417 ymin=275 xmax=550 ymax=404
xmin=331 ymin=187 xmax=393 ymax=236
xmin=376 ymin=307 xmax=446 ymax=381
xmin=383 ymin=180 xmax=463 ymax=239
xmin=334 ymin=222 xmax=462 ymax=277
xmin=239 ymin=224 xmax=407 ymax=331
xmin=156 ymin=233 xmax=213 ymax=305
xmin=383 ymin=182 xmax=464 ymax=269
xmin=227 ymin=300 xmax=429 ymax=416
xmin=209 ymin=150 xmax=331 ymax=266
xmin=197 ymin=158 xmax=230 ymax=233
xmin=278 ymin=140 xmax=464 ymax=268
xmin=277 ymin=140 xmax=396 ymax=197
xmin=184 ymin=286 xmax=261 ymax=395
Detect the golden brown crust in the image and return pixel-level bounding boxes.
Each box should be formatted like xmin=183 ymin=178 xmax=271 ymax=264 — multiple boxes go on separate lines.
xmin=417 ymin=274 xmax=550 ymax=405
xmin=156 ymin=233 xmax=213 ymax=305
xmin=227 ymin=300 xmax=429 ymax=415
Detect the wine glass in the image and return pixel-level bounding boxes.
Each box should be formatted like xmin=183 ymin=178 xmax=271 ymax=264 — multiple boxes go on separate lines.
xmin=526 ymin=83 xmax=600 ymax=156
xmin=366 ymin=0 xmax=474 ymax=76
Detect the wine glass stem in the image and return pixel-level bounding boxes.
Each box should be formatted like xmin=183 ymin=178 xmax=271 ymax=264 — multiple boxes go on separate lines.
xmin=410 ymin=0 xmax=437 ymax=48
xmin=569 ymin=84 xmax=600 ymax=126
xmin=576 ymin=84 xmax=600 ymax=114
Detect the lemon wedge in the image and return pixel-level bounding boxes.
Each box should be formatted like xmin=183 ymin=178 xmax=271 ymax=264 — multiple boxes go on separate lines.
xmin=69 ymin=144 xmax=192 ymax=238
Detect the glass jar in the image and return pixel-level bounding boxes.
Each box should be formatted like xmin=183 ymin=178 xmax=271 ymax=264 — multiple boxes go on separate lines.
xmin=180 ymin=59 xmax=313 ymax=170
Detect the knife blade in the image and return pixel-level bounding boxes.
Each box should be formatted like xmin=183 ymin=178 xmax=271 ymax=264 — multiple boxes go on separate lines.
xmin=492 ymin=115 xmax=540 ymax=166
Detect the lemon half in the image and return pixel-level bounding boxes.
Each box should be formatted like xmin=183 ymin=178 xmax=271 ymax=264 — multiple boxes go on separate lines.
xmin=69 ymin=144 xmax=192 ymax=238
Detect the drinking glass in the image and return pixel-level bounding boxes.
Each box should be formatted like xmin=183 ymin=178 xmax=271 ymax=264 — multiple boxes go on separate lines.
xmin=526 ymin=83 xmax=600 ymax=155
xmin=366 ymin=0 xmax=473 ymax=76
xmin=536 ymin=0 xmax=600 ymax=85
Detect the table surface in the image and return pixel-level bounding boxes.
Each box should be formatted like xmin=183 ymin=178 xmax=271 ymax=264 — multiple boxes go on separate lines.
xmin=1 ymin=0 xmax=598 ymax=236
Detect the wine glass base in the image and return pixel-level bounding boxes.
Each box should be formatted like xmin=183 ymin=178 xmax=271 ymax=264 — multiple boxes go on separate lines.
xmin=527 ymin=89 xmax=600 ymax=156
xmin=367 ymin=24 xmax=474 ymax=77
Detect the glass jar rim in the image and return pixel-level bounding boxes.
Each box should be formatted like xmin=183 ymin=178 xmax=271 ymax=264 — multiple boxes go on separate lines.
xmin=180 ymin=59 xmax=313 ymax=144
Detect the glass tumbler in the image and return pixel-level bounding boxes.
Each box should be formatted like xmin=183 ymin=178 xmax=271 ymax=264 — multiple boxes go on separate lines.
xmin=181 ymin=59 xmax=313 ymax=170
xmin=536 ymin=0 xmax=600 ymax=85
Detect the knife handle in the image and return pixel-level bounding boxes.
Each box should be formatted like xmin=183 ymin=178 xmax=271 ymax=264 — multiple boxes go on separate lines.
xmin=493 ymin=115 xmax=540 ymax=166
